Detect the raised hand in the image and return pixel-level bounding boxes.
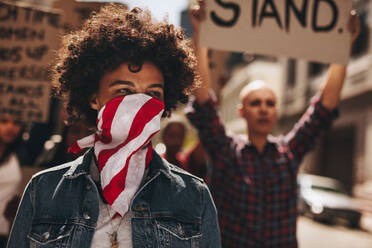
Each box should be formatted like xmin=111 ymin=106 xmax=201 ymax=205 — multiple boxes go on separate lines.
xmin=348 ymin=10 xmax=361 ymax=46
xmin=189 ymin=0 xmax=206 ymax=41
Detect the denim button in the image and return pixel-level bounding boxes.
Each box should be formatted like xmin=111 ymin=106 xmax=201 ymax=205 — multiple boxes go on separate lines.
xmin=86 ymin=184 xmax=91 ymax=190
xmin=83 ymin=212 xmax=91 ymax=220
xmin=42 ymin=232 xmax=50 ymax=240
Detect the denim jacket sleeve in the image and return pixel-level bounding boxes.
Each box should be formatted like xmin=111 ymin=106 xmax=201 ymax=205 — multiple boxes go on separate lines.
xmin=7 ymin=179 xmax=34 ymax=247
xmin=201 ymin=184 xmax=221 ymax=247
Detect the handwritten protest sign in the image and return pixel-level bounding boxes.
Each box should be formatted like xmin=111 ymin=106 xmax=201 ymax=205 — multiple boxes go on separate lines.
xmin=0 ymin=1 xmax=61 ymax=122
xmin=200 ymin=0 xmax=352 ymax=64
xmin=53 ymin=0 xmax=104 ymax=32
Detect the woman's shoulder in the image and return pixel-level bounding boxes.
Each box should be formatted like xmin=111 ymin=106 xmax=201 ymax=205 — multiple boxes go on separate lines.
xmin=167 ymin=159 xmax=204 ymax=182
xmin=32 ymin=155 xmax=85 ymax=180
xmin=160 ymin=158 xmax=210 ymax=197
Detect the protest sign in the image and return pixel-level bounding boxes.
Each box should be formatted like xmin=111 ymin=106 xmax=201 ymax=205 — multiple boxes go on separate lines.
xmin=0 ymin=1 xmax=61 ymax=122
xmin=200 ymin=0 xmax=352 ymax=64
xmin=53 ymin=0 xmax=104 ymax=32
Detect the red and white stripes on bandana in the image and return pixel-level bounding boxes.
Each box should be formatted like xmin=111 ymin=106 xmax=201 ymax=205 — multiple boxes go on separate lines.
xmin=68 ymin=94 xmax=164 ymax=216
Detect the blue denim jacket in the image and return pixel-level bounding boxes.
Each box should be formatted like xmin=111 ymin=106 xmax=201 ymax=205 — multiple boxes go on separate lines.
xmin=7 ymin=149 xmax=221 ymax=248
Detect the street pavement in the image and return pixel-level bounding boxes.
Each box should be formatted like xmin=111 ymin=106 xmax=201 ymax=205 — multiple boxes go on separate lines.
xmin=298 ymin=216 xmax=372 ymax=248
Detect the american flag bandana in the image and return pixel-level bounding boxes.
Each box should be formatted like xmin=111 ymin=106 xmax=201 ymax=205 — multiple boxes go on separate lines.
xmin=68 ymin=94 xmax=164 ymax=216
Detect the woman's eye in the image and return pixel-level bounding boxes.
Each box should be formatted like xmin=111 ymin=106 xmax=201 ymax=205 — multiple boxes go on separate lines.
xmin=250 ymin=100 xmax=260 ymax=106
xmin=267 ymin=100 xmax=276 ymax=107
xmin=147 ymin=91 xmax=162 ymax=99
xmin=117 ymin=88 xmax=132 ymax=95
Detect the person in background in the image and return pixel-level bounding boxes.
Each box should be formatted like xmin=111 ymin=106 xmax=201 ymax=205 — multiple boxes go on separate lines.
xmin=187 ymin=1 xmax=361 ymax=247
xmin=8 ymin=3 xmax=221 ymax=248
xmin=0 ymin=115 xmax=23 ymax=248
xmin=36 ymin=121 xmax=92 ymax=168
xmin=161 ymin=119 xmax=210 ymax=181
xmin=161 ymin=120 xmax=186 ymax=167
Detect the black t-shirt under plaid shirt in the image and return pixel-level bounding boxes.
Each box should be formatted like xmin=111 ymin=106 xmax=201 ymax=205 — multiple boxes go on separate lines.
xmin=185 ymin=94 xmax=337 ymax=248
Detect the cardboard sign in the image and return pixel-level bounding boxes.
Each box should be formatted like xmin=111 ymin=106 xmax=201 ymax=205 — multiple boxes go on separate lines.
xmin=200 ymin=0 xmax=352 ymax=64
xmin=53 ymin=0 xmax=104 ymax=32
xmin=0 ymin=1 xmax=61 ymax=122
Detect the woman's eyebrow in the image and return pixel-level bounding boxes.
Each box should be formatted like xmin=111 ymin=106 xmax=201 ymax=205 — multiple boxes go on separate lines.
xmin=148 ymin=83 xmax=164 ymax=89
xmin=109 ymin=80 xmax=134 ymax=87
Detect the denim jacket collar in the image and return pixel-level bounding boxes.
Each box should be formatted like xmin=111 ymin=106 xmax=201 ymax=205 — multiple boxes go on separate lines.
xmin=62 ymin=149 xmax=92 ymax=179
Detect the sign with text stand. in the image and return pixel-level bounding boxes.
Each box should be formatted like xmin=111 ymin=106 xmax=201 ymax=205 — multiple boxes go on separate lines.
xmin=0 ymin=1 xmax=62 ymax=123
xmin=200 ymin=0 xmax=352 ymax=64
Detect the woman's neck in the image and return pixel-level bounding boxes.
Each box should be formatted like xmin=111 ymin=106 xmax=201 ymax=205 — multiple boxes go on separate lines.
xmin=247 ymin=132 xmax=268 ymax=154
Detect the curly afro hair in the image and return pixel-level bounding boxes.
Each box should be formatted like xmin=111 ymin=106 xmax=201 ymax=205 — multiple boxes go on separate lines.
xmin=52 ymin=3 xmax=199 ymax=127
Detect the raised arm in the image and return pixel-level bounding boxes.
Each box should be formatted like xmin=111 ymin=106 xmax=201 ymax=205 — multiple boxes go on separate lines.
xmin=189 ymin=0 xmax=211 ymax=104
xmin=285 ymin=11 xmax=361 ymax=165
xmin=320 ymin=11 xmax=360 ymax=110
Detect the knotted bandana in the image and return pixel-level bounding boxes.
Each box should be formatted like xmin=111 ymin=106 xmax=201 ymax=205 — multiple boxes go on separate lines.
xmin=69 ymin=94 xmax=164 ymax=216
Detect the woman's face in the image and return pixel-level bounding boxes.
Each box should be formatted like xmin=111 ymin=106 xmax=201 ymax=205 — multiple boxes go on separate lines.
xmin=238 ymin=87 xmax=277 ymax=137
xmin=90 ymin=61 xmax=164 ymax=110
xmin=162 ymin=122 xmax=185 ymax=155
xmin=0 ymin=115 xmax=22 ymax=144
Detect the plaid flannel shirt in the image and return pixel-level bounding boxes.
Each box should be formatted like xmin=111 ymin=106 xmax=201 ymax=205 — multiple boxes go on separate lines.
xmin=185 ymin=94 xmax=337 ymax=248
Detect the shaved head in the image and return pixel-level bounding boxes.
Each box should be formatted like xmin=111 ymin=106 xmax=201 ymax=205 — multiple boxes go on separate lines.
xmin=239 ymin=80 xmax=276 ymax=103
xmin=237 ymin=80 xmax=278 ymax=137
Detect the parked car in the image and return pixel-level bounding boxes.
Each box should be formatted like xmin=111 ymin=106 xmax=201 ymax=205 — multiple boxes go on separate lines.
xmin=297 ymin=174 xmax=361 ymax=228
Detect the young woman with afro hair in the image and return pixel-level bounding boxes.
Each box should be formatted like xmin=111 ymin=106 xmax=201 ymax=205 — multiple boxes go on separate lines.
xmin=8 ymin=3 xmax=221 ymax=248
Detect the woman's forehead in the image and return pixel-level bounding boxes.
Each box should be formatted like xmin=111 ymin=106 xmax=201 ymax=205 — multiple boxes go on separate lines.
xmin=101 ymin=61 xmax=164 ymax=85
xmin=241 ymin=86 xmax=277 ymax=103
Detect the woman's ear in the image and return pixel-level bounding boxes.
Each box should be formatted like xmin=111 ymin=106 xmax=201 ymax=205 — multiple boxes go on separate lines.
xmin=90 ymin=94 xmax=100 ymax=110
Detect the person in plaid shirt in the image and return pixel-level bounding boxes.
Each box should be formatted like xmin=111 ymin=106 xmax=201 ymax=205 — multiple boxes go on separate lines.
xmin=186 ymin=2 xmax=361 ymax=247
